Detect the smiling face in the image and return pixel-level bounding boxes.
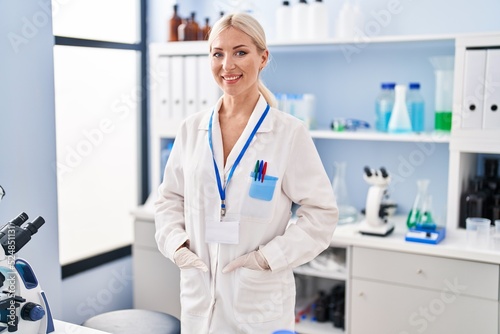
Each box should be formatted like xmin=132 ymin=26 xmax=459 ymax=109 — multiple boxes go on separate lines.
xmin=210 ymin=27 xmax=268 ymax=99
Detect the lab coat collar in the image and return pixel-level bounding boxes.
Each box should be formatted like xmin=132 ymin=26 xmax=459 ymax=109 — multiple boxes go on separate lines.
xmin=198 ymin=94 xmax=273 ymax=132
xmin=199 ymin=94 xmax=273 ymax=172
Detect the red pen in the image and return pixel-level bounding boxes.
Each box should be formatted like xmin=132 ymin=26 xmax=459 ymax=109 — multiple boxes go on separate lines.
xmin=261 ymin=162 xmax=267 ymax=182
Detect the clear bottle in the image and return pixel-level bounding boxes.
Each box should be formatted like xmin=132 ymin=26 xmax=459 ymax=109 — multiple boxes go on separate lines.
xmin=308 ymin=0 xmax=329 ymax=40
xmin=276 ymin=1 xmax=292 ymax=41
xmin=168 ymin=4 xmax=183 ymax=42
xmin=388 ymin=84 xmax=412 ymax=133
xmin=407 ymin=179 xmax=430 ymax=228
xmin=332 ymin=161 xmax=358 ymax=224
xmin=292 ymin=0 xmax=309 ymax=40
xmin=375 ymin=82 xmax=395 ymax=132
xmin=406 ymin=82 xmax=425 ymax=133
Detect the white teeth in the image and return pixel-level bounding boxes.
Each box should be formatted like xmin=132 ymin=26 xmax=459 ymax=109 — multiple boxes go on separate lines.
xmin=224 ymin=75 xmax=240 ymax=81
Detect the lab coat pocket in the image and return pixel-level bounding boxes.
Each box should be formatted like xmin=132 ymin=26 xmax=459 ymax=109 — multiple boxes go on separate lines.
xmin=180 ymin=268 xmax=211 ymax=317
xmin=233 ymin=268 xmax=284 ymax=323
xmin=249 ymin=172 xmax=278 ymax=201
xmin=241 ymin=172 xmax=278 ymax=221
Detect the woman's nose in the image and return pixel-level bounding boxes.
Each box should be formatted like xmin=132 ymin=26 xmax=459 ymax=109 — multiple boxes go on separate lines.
xmin=222 ymin=57 xmax=235 ymax=71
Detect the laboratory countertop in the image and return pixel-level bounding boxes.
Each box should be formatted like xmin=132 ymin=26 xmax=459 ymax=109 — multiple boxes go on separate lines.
xmin=132 ymin=206 xmax=500 ymax=265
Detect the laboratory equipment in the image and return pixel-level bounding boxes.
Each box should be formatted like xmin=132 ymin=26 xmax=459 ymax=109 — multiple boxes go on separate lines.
xmin=429 ymin=56 xmax=454 ymax=131
xmin=387 ymin=84 xmax=412 ymax=133
xmin=358 ymin=166 xmax=395 ymax=236
xmin=466 ymin=217 xmax=491 ymax=249
xmin=406 ymin=82 xmax=425 ymax=132
xmin=375 ymin=82 xmax=396 ymax=132
xmin=0 ymin=212 xmax=54 ymax=333
xmin=335 ymin=0 xmax=364 ymax=39
xmin=276 ymin=1 xmax=292 ymax=41
xmin=308 ymin=0 xmax=329 ymax=39
xmin=168 ymin=4 xmax=182 ymax=42
xmin=332 ymin=162 xmax=358 ymax=224
xmin=405 ymin=194 xmax=446 ymax=245
xmin=292 ymin=0 xmax=309 ymax=40
xmin=406 ymin=179 xmax=430 ymax=228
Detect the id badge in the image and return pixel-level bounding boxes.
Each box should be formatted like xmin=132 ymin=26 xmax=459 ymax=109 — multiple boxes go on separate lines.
xmin=205 ymin=219 xmax=240 ymax=244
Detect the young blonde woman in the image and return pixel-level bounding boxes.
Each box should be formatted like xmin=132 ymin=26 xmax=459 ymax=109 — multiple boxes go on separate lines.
xmin=155 ymin=12 xmax=338 ymax=333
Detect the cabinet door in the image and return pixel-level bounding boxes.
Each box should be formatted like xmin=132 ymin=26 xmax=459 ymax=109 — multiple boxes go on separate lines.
xmin=350 ymin=278 xmax=498 ymax=334
xmin=132 ymin=246 xmax=181 ymax=319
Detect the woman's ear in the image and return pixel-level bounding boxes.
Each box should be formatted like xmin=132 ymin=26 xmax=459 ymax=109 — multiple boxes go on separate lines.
xmin=260 ymin=49 xmax=269 ymax=70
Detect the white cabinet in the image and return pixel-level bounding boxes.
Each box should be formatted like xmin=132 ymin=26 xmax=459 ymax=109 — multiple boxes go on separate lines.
xmin=350 ymin=246 xmax=500 ymax=334
xmin=132 ymin=215 xmax=181 ymax=319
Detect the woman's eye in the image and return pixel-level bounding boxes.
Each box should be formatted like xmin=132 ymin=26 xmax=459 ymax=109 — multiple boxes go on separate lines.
xmin=235 ymin=51 xmax=246 ymax=56
xmin=212 ymin=52 xmax=222 ymax=58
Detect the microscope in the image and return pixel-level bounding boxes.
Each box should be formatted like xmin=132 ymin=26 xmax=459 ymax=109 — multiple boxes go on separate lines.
xmin=0 ymin=212 xmax=54 ymax=333
xmin=358 ymin=166 xmax=395 ymax=237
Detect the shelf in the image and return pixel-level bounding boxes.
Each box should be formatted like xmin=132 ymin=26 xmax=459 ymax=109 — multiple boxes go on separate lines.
xmin=310 ymin=130 xmax=451 ymax=143
xmin=293 ymin=264 xmax=347 ymax=281
xmin=295 ymin=320 xmax=344 ymax=334
xmin=149 ymin=33 xmax=459 ymax=56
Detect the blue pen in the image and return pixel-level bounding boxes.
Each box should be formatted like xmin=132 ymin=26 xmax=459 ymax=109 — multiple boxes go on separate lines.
xmin=258 ymin=160 xmax=264 ymax=181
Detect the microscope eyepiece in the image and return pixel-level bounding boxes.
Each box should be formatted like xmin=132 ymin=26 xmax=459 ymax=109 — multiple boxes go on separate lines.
xmin=9 ymin=212 xmax=29 ymax=227
xmin=363 ymin=166 xmax=372 ymax=177
xmin=380 ymin=167 xmax=388 ymax=178
xmin=23 ymin=216 xmax=45 ymax=236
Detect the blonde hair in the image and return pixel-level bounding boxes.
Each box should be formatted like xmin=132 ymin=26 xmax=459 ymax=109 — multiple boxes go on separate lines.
xmin=208 ymin=12 xmax=277 ymax=108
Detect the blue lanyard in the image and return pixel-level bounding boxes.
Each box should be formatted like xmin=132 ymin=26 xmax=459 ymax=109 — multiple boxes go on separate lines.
xmin=208 ymin=104 xmax=270 ymax=217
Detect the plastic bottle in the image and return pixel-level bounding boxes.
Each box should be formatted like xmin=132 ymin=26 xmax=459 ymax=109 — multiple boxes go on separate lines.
xmin=375 ymin=82 xmax=395 ymax=132
xmin=388 ymin=84 xmax=412 ymax=133
xmin=308 ymin=0 xmax=329 ymax=40
xmin=335 ymin=0 xmax=364 ymax=39
xmin=276 ymin=1 xmax=292 ymax=41
xmin=292 ymin=0 xmax=309 ymax=40
xmin=406 ymin=82 xmax=425 ymax=133
xmin=168 ymin=4 xmax=183 ymax=42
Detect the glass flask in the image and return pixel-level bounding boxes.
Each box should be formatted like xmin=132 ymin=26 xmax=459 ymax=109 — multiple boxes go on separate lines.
xmin=332 ymin=161 xmax=358 ymax=224
xmin=406 ymin=179 xmax=430 ymax=228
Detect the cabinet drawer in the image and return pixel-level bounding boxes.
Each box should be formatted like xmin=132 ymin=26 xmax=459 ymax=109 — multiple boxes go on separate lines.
xmin=134 ymin=219 xmax=158 ymax=249
xmin=352 ymin=247 xmax=500 ymax=300
xmin=350 ymin=278 xmax=499 ymax=334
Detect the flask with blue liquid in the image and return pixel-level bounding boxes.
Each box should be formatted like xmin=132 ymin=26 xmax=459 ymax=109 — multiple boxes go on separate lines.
xmin=406 ymin=82 xmax=425 ymax=132
xmin=375 ymin=82 xmax=396 ymax=132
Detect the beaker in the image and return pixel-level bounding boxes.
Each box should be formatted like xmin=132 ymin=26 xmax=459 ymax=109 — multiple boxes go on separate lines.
xmin=332 ymin=161 xmax=358 ymax=224
xmin=406 ymin=179 xmax=430 ymax=228
xmin=429 ymin=56 xmax=454 ymax=132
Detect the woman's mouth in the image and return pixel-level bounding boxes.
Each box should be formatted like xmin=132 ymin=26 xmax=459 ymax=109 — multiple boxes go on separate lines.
xmin=222 ymin=75 xmax=242 ymax=83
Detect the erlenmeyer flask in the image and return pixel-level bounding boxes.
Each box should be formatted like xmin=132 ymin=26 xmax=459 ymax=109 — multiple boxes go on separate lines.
xmin=406 ymin=179 xmax=430 ymax=228
xmin=332 ymin=161 xmax=358 ymax=224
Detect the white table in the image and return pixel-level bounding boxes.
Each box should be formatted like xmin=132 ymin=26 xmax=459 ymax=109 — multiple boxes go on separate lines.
xmin=53 ymin=320 xmax=111 ymax=334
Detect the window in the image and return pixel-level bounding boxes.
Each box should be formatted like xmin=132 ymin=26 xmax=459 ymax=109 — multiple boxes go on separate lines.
xmin=52 ymin=0 xmax=148 ymax=271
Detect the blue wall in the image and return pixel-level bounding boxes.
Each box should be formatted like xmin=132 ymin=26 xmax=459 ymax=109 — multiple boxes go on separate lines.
xmin=0 ymin=0 xmax=62 ymax=317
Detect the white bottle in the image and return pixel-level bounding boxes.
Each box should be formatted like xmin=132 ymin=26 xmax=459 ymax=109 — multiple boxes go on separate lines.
xmin=388 ymin=84 xmax=413 ymax=133
xmin=292 ymin=0 xmax=309 ymax=40
xmin=308 ymin=0 xmax=329 ymax=40
xmin=335 ymin=0 xmax=353 ymax=39
xmin=276 ymin=1 xmax=293 ymax=41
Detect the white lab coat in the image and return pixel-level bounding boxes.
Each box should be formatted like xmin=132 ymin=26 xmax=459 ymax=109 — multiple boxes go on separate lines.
xmin=155 ymin=95 xmax=338 ymax=334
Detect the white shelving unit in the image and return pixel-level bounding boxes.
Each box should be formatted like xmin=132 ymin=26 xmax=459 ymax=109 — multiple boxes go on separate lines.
xmin=147 ymin=32 xmax=500 ymax=334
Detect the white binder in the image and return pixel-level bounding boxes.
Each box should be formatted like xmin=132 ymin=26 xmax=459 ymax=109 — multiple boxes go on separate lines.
xmin=483 ymin=49 xmax=500 ymax=129
xmin=170 ymin=56 xmax=184 ymax=122
xmin=156 ymin=56 xmax=171 ymax=122
xmin=461 ymin=50 xmax=487 ymax=129
xmin=184 ymin=56 xmax=198 ymax=117
xmin=197 ymin=56 xmax=220 ymax=111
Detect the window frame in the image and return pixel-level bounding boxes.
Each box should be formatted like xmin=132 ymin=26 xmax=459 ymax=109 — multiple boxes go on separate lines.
xmin=54 ymin=0 xmax=149 ymax=278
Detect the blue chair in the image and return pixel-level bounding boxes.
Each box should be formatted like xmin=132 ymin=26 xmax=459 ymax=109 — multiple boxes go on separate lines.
xmin=82 ymin=309 xmax=180 ymax=334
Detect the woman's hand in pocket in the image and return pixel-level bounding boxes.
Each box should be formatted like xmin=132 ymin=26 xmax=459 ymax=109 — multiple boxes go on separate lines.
xmin=174 ymin=247 xmax=208 ymax=272
xmin=222 ymin=250 xmax=269 ymax=273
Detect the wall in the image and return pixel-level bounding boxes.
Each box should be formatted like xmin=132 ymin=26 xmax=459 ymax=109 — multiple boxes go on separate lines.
xmin=0 ymin=0 xmax=62 ymax=317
